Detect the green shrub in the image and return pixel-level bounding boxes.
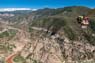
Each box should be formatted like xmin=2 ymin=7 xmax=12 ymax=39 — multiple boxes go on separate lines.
xmin=0 ymin=29 xmax=17 ymax=38
xmin=9 ymin=29 xmax=17 ymax=37
xmin=13 ymin=55 xmax=25 ymax=63
xmin=90 ymin=19 xmax=95 ymax=32
xmin=32 ymin=59 xmax=42 ymax=63
xmin=64 ymin=26 xmax=77 ymax=40
xmin=0 ymin=31 xmax=9 ymax=38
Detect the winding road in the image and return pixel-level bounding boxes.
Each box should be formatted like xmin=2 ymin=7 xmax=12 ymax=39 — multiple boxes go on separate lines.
xmin=5 ymin=26 xmax=29 ymax=63
xmin=5 ymin=26 xmax=60 ymax=63
xmin=6 ymin=53 xmax=17 ymax=63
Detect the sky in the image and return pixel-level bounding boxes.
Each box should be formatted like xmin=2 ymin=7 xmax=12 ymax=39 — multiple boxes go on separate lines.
xmin=0 ymin=0 xmax=95 ymax=9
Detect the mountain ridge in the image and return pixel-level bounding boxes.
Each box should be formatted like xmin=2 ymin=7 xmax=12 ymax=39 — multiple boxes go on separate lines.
xmin=0 ymin=8 xmax=37 ymax=12
xmin=0 ymin=6 xmax=95 ymax=63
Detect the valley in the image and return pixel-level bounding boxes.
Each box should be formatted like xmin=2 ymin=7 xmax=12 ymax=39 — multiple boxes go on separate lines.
xmin=0 ymin=6 xmax=95 ymax=63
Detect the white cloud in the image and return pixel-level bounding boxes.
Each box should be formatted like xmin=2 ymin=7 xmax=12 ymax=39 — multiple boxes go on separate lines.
xmin=32 ymin=9 xmax=37 ymax=11
xmin=0 ymin=8 xmax=36 ymax=12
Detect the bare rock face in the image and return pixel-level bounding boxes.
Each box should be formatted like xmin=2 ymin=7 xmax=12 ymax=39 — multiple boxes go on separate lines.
xmin=21 ymin=36 xmax=63 ymax=63
xmin=20 ymin=32 xmax=95 ymax=63
xmin=0 ymin=21 xmax=95 ymax=63
xmin=0 ymin=25 xmax=95 ymax=63
xmin=62 ymin=40 xmax=95 ymax=63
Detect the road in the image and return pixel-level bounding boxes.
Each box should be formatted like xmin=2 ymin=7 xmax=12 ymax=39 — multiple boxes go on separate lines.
xmin=5 ymin=26 xmax=60 ymax=63
xmin=6 ymin=53 xmax=17 ymax=63
xmin=5 ymin=26 xmax=30 ymax=63
xmin=32 ymin=27 xmax=51 ymax=32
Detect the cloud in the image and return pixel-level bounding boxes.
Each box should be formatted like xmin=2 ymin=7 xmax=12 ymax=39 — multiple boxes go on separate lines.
xmin=0 ymin=8 xmax=35 ymax=12
xmin=32 ymin=9 xmax=37 ymax=11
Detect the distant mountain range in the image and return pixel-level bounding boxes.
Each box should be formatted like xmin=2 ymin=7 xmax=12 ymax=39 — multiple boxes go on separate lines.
xmin=0 ymin=8 xmax=37 ymax=15
xmin=0 ymin=8 xmax=37 ymax=12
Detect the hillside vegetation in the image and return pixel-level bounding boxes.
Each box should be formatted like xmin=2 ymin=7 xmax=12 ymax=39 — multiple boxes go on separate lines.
xmin=0 ymin=6 xmax=95 ymax=63
xmin=30 ymin=6 xmax=95 ymax=44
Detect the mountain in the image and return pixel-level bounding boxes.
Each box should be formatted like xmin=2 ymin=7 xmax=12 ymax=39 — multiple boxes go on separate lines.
xmin=0 ymin=8 xmax=37 ymax=16
xmin=0 ymin=8 xmax=35 ymax=21
xmin=0 ymin=6 xmax=95 ymax=63
xmin=0 ymin=10 xmax=32 ymax=15
xmin=31 ymin=6 xmax=90 ymax=16
xmin=0 ymin=8 xmax=32 ymax=11
xmin=28 ymin=6 xmax=95 ymax=63
xmin=87 ymin=9 xmax=95 ymax=16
